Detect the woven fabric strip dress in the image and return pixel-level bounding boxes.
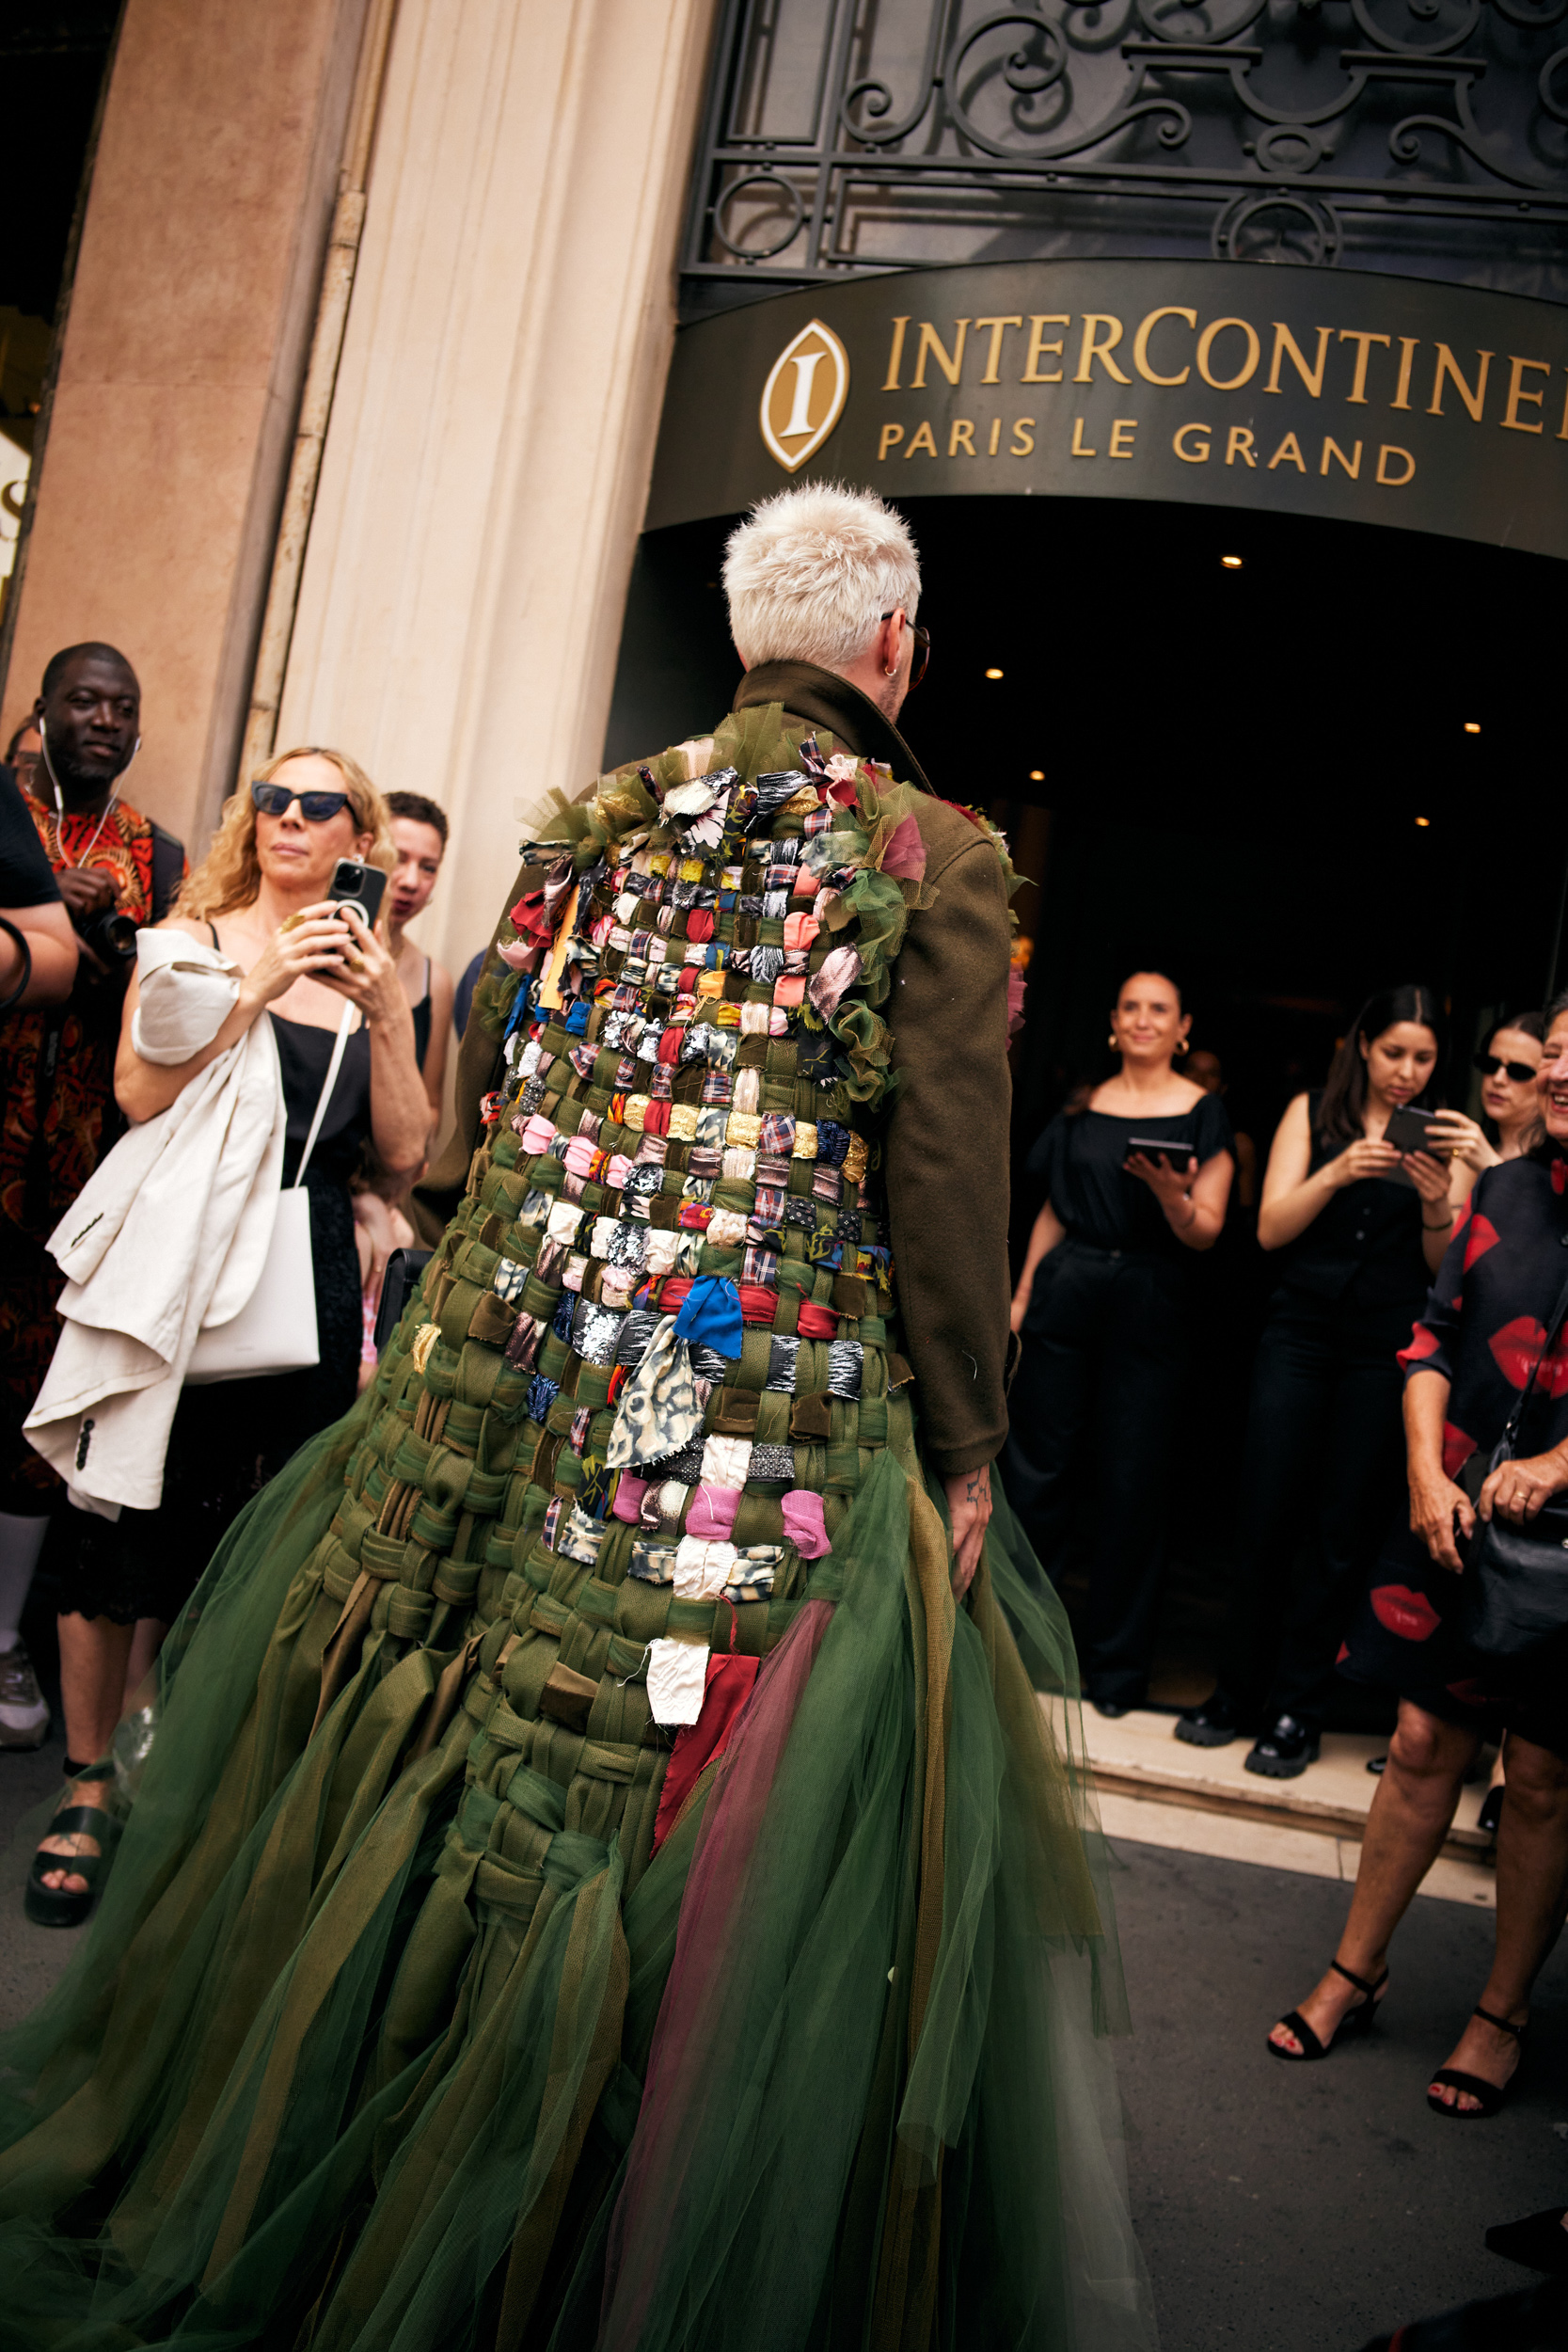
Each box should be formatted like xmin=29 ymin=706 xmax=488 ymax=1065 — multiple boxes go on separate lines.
xmin=0 ymin=699 xmax=1154 ymax=2352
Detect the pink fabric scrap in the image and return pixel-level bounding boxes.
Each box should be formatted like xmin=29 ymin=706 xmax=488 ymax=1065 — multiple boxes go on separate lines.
xmin=686 ymin=1483 xmax=742 ymax=1540
xmin=519 ymin=1113 xmax=558 ymax=1157
xmin=780 ymin=1489 xmax=830 ymax=1559
xmin=879 ymin=811 xmax=927 ymax=881
xmin=611 ymin=1471 xmax=652 ymax=1526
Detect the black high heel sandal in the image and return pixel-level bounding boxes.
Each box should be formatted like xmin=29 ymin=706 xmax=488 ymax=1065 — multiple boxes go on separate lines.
xmin=24 ymin=1783 xmax=120 ymax=1930
xmin=1427 ymin=2005 xmax=1527 ymax=2120
xmin=1268 ymin=1958 xmax=1388 ymax=2061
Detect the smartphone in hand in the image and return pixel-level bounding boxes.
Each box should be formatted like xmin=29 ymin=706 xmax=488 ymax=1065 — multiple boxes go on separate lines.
xmin=1123 ymin=1136 xmax=1186 ymax=1170
xmin=327 ymin=858 xmax=388 ymax=930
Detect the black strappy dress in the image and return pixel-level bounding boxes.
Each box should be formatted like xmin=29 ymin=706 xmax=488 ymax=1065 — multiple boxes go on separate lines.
xmin=410 ymin=952 xmax=432 ymax=1073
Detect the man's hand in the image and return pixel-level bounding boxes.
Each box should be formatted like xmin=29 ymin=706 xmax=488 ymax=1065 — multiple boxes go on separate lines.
xmin=944 ymin=1462 xmax=992 ymax=1600
xmin=55 ymin=866 xmax=117 ymax=923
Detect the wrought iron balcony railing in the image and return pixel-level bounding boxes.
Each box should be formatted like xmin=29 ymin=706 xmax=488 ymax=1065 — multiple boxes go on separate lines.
xmin=682 ymin=0 xmax=1568 ymax=305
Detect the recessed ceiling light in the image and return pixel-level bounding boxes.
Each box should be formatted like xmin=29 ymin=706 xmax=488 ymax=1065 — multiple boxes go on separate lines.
xmin=1415 ymin=816 xmax=1432 ymax=828
xmin=985 ymin=666 xmax=1004 ymax=679
xmin=1464 ymin=721 xmax=1481 ymax=734
xmin=1221 ymin=554 xmax=1243 ymax=569
xmin=1028 ymin=769 xmax=1044 ymax=782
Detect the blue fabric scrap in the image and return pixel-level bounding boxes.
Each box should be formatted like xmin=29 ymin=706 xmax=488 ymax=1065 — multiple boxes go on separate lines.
xmin=673 ymin=1274 xmax=743 ymax=1359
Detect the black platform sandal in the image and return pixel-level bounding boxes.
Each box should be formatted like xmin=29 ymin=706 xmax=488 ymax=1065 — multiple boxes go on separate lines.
xmin=1427 ymin=2005 xmax=1527 ymax=2120
xmin=1268 ymin=1958 xmax=1388 ymax=2061
xmin=1485 ymin=2208 xmax=1568 ymax=2277
xmin=24 ymin=1785 xmax=120 ymax=1929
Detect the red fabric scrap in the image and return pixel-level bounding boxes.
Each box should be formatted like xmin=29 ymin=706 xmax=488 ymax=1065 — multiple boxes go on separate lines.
xmin=650 ymin=1650 xmax=763 ymax=1854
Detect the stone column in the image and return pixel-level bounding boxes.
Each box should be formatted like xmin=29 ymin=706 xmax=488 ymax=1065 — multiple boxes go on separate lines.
xmin=275 ymin=0 xmax=721 ymax=977
xmin=0 ymin=0 xmax=372 ymax=848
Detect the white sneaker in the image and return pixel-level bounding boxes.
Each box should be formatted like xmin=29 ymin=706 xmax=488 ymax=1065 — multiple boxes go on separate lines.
xmin=0 ymin=1640 xmax=50 ymax=1748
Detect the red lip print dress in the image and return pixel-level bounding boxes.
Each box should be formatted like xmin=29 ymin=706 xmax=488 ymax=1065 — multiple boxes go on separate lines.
xmin=1338 ymin=1147 xmax=1568 ymax=1753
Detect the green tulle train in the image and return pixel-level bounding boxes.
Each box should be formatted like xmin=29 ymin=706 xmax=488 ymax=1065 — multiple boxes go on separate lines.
xmin=0 ymin=1391 xmax=1152 ymax=2352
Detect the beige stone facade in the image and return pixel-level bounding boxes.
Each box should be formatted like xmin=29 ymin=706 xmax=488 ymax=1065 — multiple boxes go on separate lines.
xmin=2 ymin=0 xmax=720 ymax=993
xmin=0 ymin=0 xmax=372 ymax=843
xmin=275 ymin=0 xmax=721 ymax=980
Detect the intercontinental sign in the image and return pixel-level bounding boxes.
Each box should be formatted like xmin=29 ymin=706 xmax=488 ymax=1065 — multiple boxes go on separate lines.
xmin=646 ymin=259 xmax=1568 ymax=563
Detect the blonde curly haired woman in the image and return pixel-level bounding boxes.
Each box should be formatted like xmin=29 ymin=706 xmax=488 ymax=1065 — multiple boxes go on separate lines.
xmin=32 ymin=748 xmax=429 ymax=1921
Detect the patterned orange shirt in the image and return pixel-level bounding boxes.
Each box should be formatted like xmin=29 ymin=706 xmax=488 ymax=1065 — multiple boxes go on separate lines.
xmin=1 ymin=783 xmax=168 ymax=1239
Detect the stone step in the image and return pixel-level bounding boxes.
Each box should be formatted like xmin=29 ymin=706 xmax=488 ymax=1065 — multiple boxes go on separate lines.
xmin=1079 ymin=1708 xmax=1497 ymax=1905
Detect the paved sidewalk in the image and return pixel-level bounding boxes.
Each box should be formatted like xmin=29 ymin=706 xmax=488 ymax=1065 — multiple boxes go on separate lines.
xmin=2 ymin=1681 xmax=1564 ymax=2350
xmin=1089 ymin=1708 xmax=1497 ymax=1907
xmin=1113 ymin=1836 xmax=1568 ymax=2352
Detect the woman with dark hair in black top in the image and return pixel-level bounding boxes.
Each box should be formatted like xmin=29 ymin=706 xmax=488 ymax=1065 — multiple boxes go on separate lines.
xmin=1180 ymin=983 xmax=1471 ymax=1776
xmin=1267 ymin=993 xmax=1568 ymax=2145
xmin=1004 ymin=969 xmax=1235 ymax=1713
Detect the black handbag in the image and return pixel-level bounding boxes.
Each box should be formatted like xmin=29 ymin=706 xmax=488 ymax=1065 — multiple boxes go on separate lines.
xmin=1457 ymin=1267 xmax=1568 ymax=1659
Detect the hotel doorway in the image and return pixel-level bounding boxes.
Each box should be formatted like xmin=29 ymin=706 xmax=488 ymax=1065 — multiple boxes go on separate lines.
xmin=606 ymin=492 xmax=1568 ymax=1713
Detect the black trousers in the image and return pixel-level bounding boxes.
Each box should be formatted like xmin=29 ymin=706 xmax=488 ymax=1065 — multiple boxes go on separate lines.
xmin=1216 ymin=1285 xmax=1412 ymax=1732
xmin=1001 ymin=1240 xmax=1190 ymax=1707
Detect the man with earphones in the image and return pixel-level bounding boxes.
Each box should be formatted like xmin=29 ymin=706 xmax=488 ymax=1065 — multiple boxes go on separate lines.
xmin=0 ymin=643 xmax=184 ymax=1753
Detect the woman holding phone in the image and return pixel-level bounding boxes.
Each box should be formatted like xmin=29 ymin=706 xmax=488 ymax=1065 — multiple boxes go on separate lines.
xmin=1179 ymin=984 xmax=1470 ymax=1776
xmin=1005 ymin=969 xmax=1235 ymax=1714
xmin=1268 ymin=993 xmax=1568 ymax=2123
xmin=29 ymin=747 xmax=427 ymax=1924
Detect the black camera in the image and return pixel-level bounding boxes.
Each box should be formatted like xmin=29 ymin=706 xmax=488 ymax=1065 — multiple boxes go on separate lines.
xmin=72 ymin=901 xmax=138 ymax=964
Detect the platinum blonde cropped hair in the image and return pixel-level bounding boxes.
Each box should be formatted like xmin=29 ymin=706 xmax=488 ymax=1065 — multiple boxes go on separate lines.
xmin=722 ymin=483 xmax=921 ymax=671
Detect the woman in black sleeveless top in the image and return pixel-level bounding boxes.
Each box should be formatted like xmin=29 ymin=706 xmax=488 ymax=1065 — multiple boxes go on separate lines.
xmin=33 ymin=750 xmax=428 ymax=1921
xmin=1004 ymin=970 xmax=1235 ymax=1711
xmin=1180 ymin=984 xmax=1470 ymax=1775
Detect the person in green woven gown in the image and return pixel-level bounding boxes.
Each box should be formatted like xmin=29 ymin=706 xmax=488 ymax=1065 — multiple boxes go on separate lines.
xmin=0 ymin=483 xmax=1155 ymax=2352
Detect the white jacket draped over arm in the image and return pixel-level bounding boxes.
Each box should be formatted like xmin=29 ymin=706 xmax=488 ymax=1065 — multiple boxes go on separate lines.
xmin=24 ymin=931 xmax=287 ymax=1512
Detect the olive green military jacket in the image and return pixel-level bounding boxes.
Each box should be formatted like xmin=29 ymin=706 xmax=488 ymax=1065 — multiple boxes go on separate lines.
xmin=416 ymin=660 xmax=1013 ymax=1477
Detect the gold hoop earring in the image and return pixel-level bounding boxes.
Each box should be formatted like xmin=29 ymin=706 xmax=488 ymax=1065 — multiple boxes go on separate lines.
xmin=1176 ymin=1037 xmax=1190 ymax=1057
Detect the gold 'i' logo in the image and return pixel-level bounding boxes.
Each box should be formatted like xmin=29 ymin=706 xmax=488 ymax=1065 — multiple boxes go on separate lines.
xmin=759 ymin=319 xmax=850 ymax=472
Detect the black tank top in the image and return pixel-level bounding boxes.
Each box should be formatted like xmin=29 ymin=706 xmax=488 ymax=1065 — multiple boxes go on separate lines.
xmin=269 ymin=1014 xmax=373 ymax=1186
xmin=1278 ymin=1089 xmax=1429 ymax=1310
xmin=410 ymin=955 xmax=432 ymax=1073
xmin=206 ymin=920 xmax=372 ymax=1184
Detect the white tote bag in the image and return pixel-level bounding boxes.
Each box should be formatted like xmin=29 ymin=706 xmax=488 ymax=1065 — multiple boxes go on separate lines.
xmin=185 ymin=1005 xmax=355 ymax=1384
